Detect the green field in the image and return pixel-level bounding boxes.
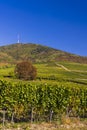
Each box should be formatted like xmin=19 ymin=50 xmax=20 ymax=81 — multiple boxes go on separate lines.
xmin=0 ymin=61 xmax=87 ymax=129
xmin=0 ymin=61 xmax=87 ymax=84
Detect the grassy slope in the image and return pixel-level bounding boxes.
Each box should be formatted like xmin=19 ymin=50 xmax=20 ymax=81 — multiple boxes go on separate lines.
xmin=0 ymin=61 xmax=87 ymax=86
xmin=0 ymin=43 xmax=87 ymax=63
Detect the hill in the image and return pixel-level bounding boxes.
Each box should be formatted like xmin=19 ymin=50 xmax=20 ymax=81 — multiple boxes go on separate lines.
xmin=0 ymin=43 xmax=87 ymax=63
xmin=0 ymin=43 xmax=87 ymax=126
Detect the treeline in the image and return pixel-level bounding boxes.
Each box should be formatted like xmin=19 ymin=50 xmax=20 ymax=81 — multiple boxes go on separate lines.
xmin=0 ymin=80 xmax=87 ymax=122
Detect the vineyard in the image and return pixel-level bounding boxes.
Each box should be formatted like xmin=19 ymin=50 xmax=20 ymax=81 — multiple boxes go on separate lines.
xmin=0 ymin=80 xmax=87 ymax=122
xmin=0 ymin=62 xmax=87 ymax=128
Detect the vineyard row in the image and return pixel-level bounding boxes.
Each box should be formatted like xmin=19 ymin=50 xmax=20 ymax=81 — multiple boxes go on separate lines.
xmin=0 ymin=80 xmax=87 ymax=122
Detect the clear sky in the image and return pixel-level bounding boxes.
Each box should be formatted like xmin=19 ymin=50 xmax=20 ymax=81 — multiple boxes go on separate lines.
xmin=0 ymin=0 xmax=87 ymax=56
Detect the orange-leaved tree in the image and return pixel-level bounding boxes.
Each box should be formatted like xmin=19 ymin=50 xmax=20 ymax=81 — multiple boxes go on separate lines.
xmin=15 ymin=61 xmax=37 ymax=80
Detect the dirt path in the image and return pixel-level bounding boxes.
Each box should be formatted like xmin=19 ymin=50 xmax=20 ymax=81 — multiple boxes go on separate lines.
xmin=56 ymin=63 xmax=71 ymax=71
xmin=56 ymin=63 xmax=87 ymax=73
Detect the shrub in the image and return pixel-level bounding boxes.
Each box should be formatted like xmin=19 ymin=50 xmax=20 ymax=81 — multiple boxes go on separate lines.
xmin=15 ymin=61 xmax=37 ymax=80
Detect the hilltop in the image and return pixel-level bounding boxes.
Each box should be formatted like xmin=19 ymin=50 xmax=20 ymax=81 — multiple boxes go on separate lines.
xmin=0 ymin=43 xmax=87 ymax=63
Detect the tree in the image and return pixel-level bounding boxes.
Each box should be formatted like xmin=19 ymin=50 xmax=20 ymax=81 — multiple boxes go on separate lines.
xmin=15 ymin=61 xmax=37 ymax=80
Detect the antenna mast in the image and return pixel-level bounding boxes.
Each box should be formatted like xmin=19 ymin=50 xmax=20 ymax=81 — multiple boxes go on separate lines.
xmin=17 ymin=34 xmax=20 ymax=43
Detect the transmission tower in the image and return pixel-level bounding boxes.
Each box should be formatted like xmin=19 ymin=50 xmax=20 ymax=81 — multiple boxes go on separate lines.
xmin=17 ymin=34 xmax=20 ymax=43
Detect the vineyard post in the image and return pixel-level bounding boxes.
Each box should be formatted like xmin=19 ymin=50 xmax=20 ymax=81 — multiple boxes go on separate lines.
xmin=2 ymin=110 xmax=6 ymax=130
xmin=49 ymin=109 xmax=53 ymax=123
xmin=31 ymin=107 xmax=34 ymax=123
xmin=66 ymin=107 xmax=69 ymax=117
xmin=11 ymin=112 xmax=14 ymax=124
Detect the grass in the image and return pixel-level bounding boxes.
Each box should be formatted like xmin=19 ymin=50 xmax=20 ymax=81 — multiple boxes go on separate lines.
xmin=0 ymin=62 xmax=87 ymax=86
xmin=0 ymin=118 xmax=87 ymax=130
xmin=59 ymin=61 xmax=87 ymax=71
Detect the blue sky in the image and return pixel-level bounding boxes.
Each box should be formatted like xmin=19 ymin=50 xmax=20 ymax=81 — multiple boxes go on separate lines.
xmin=0 ymin=0 xmax=87 ymax=56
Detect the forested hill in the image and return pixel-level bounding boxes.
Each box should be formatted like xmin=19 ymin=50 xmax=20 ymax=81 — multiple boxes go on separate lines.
xmin=0 ymin=43 xmax=87 ymax=63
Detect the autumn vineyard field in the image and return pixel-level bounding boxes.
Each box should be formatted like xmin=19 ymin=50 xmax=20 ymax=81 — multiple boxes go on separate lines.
xmin=0 ymin=62 xmax=87 ymax=129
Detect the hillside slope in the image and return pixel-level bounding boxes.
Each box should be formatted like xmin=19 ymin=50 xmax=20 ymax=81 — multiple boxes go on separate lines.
xmin=0 ymin=43 xmax=87 ymax=63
